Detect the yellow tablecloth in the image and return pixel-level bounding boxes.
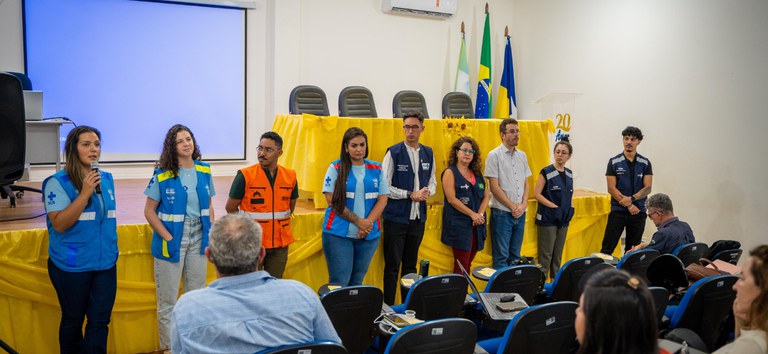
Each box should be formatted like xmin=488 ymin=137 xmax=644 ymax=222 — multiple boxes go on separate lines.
xmin=0 ymin=193 xmax=613 ymax=354
xmin=273 ymin=114 xmax=555 ymax=208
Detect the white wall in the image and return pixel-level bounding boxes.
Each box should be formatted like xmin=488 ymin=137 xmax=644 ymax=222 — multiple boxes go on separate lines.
xmin=3 ymin=0 xmax=766 ymax=254
xmin=511 ymin=0 xmax=768 ymax=253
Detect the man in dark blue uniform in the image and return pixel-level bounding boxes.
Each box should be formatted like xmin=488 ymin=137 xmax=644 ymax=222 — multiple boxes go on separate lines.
xmin=627 ymin=193 xmax=695 ymax=254
xmin=600 ymin=126 xmax=653 ymax=254
xmin=381 ymin=111 xmax=436 ymax=305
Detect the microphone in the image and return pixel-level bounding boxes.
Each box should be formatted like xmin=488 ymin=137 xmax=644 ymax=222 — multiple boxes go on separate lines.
xmin=90 ymin=161 xmax=102 ymax=194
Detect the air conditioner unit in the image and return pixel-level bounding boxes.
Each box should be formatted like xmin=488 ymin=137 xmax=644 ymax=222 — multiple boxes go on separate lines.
xmin=382 ymin=0 xmax=457 ymax=19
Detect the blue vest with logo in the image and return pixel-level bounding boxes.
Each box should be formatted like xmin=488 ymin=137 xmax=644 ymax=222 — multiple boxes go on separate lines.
xmin=382 ymin=142 xmax=433 ymax=224
xmin=609 ymin=152 xmax=651 ymax=213
xmin=440 ymin=165 xmax=487 ymax=251
xmin=150 ymin=161 xmax=213 ymax=262
xmin=323 ymin=159 xmax=383 ymax=239
xmin=44 ymin=170 xmax=118 ymax=272
xmin=535 ymin=164 xmax=575 ymax=227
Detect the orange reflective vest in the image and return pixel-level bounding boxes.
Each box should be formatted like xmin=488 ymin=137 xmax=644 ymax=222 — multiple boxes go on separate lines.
xmin=238 ymin=164 xmax=296 ymax=249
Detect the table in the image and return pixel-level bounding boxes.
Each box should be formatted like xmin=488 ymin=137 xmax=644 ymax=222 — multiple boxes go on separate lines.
xmin=25 ymin=119 xmax=73 ymax=171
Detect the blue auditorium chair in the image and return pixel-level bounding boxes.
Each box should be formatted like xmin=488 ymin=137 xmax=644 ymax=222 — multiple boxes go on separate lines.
xmin=663 ymin=274 xmax=737 ymax=352
xmin=617 ymin=248 xmax=660 ymax=282
xmin=483 ymin=264 xmax=543 ymax=305
xmin=256 ymin=341 xmax=347 ymax=354
xmin=673 ymin=242 xmax=709 ymax=267
xmin=542 ymin=256 xmax=602 ymax=302
xmin=647 ymin=254 xmax=688 ymax=295
xmin=477 ymin=301 xmax=579 ymax=354
xmin=383 ymin=318 xmax=476 ymax=354
xmin=390 ymin=274 xmax=468 ymax=321
xmin=320 ymin=286 xmax=382 ymax=354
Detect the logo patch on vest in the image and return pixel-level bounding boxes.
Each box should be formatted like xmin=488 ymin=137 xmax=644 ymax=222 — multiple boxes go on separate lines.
xmin=165 ymin=188 xmax=176 ymax=204
xmin=373 ymin=178 xmax=379 ymax=188
xmin=397 ymin=164 xmax=409 ymax=172
xmin=421 ymin=162 xmax=430 ymax=171
xmin=250 ymin=190 xmax=264 ymax=205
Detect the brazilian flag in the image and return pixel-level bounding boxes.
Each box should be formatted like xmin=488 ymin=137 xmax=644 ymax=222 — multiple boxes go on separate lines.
xmin=475 ymin=9 xmax=491 ymax=118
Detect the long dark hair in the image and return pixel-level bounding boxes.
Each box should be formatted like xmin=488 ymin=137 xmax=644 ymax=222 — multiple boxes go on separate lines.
xmin=746 ymin=245 xmax=768 ymax=335
xmin=447 ymin=136 xmax=482 ymax=176
xmin=156 ymin=124 xmax=201 ymax=177
xmin=64 ymin=125 xmax=101 ymax=192
xmin=331 ymin=127 xmax=368 ymax=214
xmin=578 ymin=269 xmax=658 ymax=354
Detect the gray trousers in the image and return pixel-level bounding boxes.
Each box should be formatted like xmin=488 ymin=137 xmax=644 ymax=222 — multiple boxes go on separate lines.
xmin=537 ymin=225 xmax=568 ymax=279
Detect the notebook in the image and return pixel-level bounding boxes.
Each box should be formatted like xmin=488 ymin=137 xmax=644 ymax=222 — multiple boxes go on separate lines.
xmin=456 ymin=260 xmax=529 ymax=320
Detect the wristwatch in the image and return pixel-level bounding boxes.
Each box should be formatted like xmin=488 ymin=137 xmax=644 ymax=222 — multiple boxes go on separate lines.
xmin=407 ymin=191 xmax=413 ymax=200
xmin=630 ymin=195 xmax=636 ymax=203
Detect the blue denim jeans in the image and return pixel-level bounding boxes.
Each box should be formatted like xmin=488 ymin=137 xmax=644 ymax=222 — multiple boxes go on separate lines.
xmin=322 ymin=232 xmax=379 ymax=286
xmin=154 ymin=218 xmax=207 ymax=349
xmin=490 ymin=208 xmax=526 ymax=269
xmin=48 ymin=259 xmax=117 ymax=354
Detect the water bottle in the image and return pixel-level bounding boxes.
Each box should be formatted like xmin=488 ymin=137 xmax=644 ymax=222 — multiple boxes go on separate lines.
xmin=419 ymin=259 xmax=430 ymax=278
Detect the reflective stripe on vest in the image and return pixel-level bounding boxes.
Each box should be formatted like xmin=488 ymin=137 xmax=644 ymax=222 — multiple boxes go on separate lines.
xmin=241 ymin=210 xmax=291 ymax=220
xmin=78 ymin=212 xmax=96 ymax=221
xmin=158 ymin=212 xmax=185 ymax=222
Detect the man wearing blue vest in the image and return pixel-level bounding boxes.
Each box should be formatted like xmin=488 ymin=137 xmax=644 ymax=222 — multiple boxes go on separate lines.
xmin=381 ymin=111 xmax=436 ymax=305
xmin=600 ymin=126 xmax=653 ymax=254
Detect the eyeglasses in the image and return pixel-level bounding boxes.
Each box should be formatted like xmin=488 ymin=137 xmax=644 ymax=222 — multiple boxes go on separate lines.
xmin=459 ymin=148 xmax=476 ymax=154
xmin=257 ymin=146 xmax=278 ymax=154
xmin=403 ymin=125 xmax=421 ymax=131
xmin=647 ymin=210 xmax=660 ymax=218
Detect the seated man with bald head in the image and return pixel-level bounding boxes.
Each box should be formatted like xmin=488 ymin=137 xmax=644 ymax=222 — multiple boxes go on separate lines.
xmin=627 ymin=193 xmax=695 ymax=255
xmin=171 ymin=214 xmax=340 ymax=353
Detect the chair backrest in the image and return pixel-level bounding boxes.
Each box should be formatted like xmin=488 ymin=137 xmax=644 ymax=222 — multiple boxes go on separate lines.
xmin=484 ymin=264 xmax=544 ymax=305
xmin=498 ymin=301 xmax=579 ymax=354
xmin=664 ymin=328 xmax=709 ymax=353
xmin=647 ymin=254 xmax=688 ymax=294
xmin=392 ymin=90 xmax=428 ymax=118
xmin=706 ymin=240 xmax=741 ymax=260
xmin=549 ymin=256 xmax=603 ymax=302
xmin=338 ymin=86 xmax=377 ymax=118
xmin=669 ymin=274 xmax=738 ymax=352
xmin=673 ymin=242 xmax=710 ymax=267
xmin=711 ymin=249 xmax=743 ymax=266
xmin=616 ymin=249 xmax=661 ymax=282
xmin=648 ymin=286 xmax=669 ymax=325
xmin=403 ymin=274 xmax=468 ymax=321
xmin=0 ymin=72 xmax=27 ymax=183
xmin=320 ymin=286 xmax=383 ymax=354
xmin=289 ymin=85 xmax=330 ymax=116
xmin=441 ymin=92 xmax=474 ymax=118
xmin=383 ymin=318 xmax=476 ymax=354
xmin=256 ymin=341 xmax=348 ymax=354
xmin=4 ymin=72 xmax=32 ymax=90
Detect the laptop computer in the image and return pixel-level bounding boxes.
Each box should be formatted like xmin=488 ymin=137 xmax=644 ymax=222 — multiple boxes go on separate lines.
xmin=456 ymin=260 xmax=529 ymax=321
xmin=23 ymin=90 xmax=43 ymax=121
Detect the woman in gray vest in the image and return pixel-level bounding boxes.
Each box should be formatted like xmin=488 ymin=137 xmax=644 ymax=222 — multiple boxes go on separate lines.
xmin=534 ymin=138 xmax=574 ymax=279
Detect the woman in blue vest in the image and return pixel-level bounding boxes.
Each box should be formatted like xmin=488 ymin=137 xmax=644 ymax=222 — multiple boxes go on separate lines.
xmin=441 ymin=136 xmax=490 ymax=274
xmin=43 ymin=126 xmax=118 ymax=353
xmin=143 ymin=124 xmax=215 ymax=352
xmin=322 ymin=127 xmax=389 ymax=286
xmin=534 ymin=137 xmax=575 ymax=279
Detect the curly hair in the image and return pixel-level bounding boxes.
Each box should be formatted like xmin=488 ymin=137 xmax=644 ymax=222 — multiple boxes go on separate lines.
xmin=622 ymin=126 xmax=644 ymax=141
xmin=331 ymin=127 xmax=368 ymax=215
xmin=746 ymin=245 xmax=768 ymax=336
xmin=156 ymin=124 xmax=201 ymax=177
xmin=447 ymin=136 xmax=482 ymax=176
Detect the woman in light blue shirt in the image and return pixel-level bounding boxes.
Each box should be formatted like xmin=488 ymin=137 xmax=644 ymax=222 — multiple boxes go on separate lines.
xmin=143 ymin=124 xmax=215 ymax=351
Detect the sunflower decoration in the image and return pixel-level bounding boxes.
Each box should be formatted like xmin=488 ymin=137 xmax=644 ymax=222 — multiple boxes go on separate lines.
xmin=442 ymin=116 xmax=474 ymax=139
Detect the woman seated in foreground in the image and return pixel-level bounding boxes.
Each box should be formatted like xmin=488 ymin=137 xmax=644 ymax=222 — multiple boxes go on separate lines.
xmin=713 ymin=245 xmax=768 ymax=354
xmin=576 ymin=268 xmax=658 ymax=354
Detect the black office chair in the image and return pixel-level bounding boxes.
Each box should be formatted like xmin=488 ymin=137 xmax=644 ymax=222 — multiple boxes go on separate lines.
xmin=649 ymin=286 xmax=670 ymax=326
xmin=706 ymin=240 xmax=741 ymax=260
xmin=441 ymin=92 xmax=474 ymax=118
xmin=673 ymin=242 xmax=710 ymax=267
xmin=390 ymin=274 xmax=468 ymax=321
xmin=484 ymin=264 xmax=543 ymax=305
xmin=320 ymin=286 xmax=382 ymax=354
xmin=0 ymin=72 xmax=42 ymax=208
xmin=256 ymin=341 xmax=348 ymax=354
xmin=616 ymin=248 xmax=661 ymax=283
xmin=383 ymin=318 xmax=476 ymax=354
xmin=477 ymin=301 xmax=579 ymax=354
xmin=289 ymin=85 xmax=330 ymax=116
xmin=542 ymin=256 xmax=603 ymax=302
xmin=338 ymin=86 xmax=377 ymax=118
xmin=663 ymin=274 xmax=737 ymax=352
xmin=647 ymin=254 xmax=688 ymax=295
xmin=392 ymin=90 xmax=428 ymax=118
xmin=711 ymin=249 xmax=743 ymax=266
